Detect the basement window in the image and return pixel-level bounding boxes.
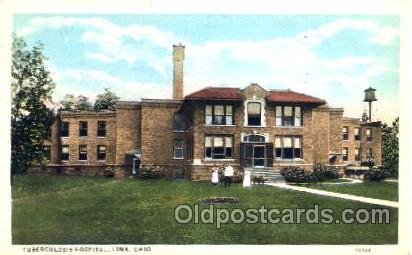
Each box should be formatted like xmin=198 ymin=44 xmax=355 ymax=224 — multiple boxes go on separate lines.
xmin=205 ymin=135 xmax=233 ymax=159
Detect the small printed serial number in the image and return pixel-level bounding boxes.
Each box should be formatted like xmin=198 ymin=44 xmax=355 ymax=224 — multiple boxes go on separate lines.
xmin=355 ymin=248 xmax=371 ymax=253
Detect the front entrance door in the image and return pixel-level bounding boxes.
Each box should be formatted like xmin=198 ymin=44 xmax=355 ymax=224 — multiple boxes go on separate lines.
xmin=240 ymin=142 xmax=273 ymax=168
xmin=253 ymin=145 xmax=265 ymax=167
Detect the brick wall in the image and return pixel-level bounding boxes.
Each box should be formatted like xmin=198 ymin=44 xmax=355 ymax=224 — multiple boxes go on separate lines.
xmin=342 ymin=118 xmax=382 ymax=165
xmin=140 ymin=100 xmax=188 ymax=177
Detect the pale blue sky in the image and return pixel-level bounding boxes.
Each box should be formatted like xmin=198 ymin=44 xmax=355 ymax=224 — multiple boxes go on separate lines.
xmin=13 ymin=15 xmax=399 ymax=123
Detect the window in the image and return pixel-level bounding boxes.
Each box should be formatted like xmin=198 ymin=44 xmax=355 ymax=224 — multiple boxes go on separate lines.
xmin=173 ymin=113 xmax=186 ymax=130
xmin=205 ymin=135 xmax=233 ymax=159
xmin=174 ymin=168 xmax=184 ymax=179
xmin=243 ymin=134 xmax=265 ymax=143
xmin=205 ymin=105 xmax=233 ymax=125
xmin=60 ymin=122 xmax=69 ymax=137
xmin=79 ymin=121 xmax=88 ymax=137
xmin=43 ymin=145 xmax=51 ymax=161
xmin=97 ymin=145 xmax=106 ymax=161
xmin=342 ymin=126 xmax=349 ymax=140
xmin=247 ymin=102 xmax=261 ymax=126
xmin=354 ymin=148 xmax=361 ymax=161
xmin=97 ymin=121 xmax=106 ymax=137
xmin=61 ymin=145 xmax=69 ymax=161
xmin=342 ymin=147 xmax=348 ymax=161
xmin=275 ymin=106 xmax=302 ymax=127
xmin=366 ymin=128 xmax=372 ymax=142
xmin=275 ymin=136 xmax=302 ymax=160
xmin=79 ymin=145 xmax=87 ymax=161
xmin=173 ymin=139 xmax=184 ymax=159
xmin=367 ymin=148 xmax=373 ymax=158
xmin=354 ymin=128 xmax=361 ymax=141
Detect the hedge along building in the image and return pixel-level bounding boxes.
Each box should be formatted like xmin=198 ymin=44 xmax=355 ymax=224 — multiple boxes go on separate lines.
xmin=33 ymin=44 xmax=382 ymax=180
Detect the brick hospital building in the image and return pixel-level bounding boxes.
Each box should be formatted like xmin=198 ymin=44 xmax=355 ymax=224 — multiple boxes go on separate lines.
xmin=34 ymin=45 xmax=382 ymax=180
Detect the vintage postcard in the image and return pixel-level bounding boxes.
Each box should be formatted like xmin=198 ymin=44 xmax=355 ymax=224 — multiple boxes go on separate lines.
xmin=0 ymin=0 xmax=410 ymax=254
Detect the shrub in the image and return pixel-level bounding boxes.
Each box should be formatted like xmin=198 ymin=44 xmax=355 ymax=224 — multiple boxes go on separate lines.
xmin=312 ymin=163 xmax=340 ymax=181
xmin=281 ymin=166 xmax=314 ymax=183
xmin=140 ymin=165 xmax=165 ymax=179
xmin=232 ymin=171 xmax=244 ymax=183
xmin=364 ymin=167 xmax=389 ymax=182
xmin=360 ymin=157 xmax=375 ymax=168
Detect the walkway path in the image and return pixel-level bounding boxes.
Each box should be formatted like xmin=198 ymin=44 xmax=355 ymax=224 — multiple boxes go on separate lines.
xmin=267 ymin=183 xmax=399 ymax=208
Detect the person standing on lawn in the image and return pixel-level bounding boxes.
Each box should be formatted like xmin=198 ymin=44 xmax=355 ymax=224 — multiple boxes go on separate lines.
xmin=224 ymin=163 xmax=234 ymax=187
xmin=211 ymin=167 xmax=219 ymax=185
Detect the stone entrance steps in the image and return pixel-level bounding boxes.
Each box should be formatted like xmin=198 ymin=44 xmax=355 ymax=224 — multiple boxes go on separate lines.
xmin=245 ymin=167 xmax=285 ymax=184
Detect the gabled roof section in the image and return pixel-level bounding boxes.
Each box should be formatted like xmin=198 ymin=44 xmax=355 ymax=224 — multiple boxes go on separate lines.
xmin=185 ymin=86 xmax=243 ymax=101
xmin=266 ymin=89 xmax=326 ymax=105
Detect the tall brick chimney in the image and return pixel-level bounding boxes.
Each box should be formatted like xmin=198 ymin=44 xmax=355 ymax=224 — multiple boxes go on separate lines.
xmin=172 ymin=44 xmax=185 ymax=100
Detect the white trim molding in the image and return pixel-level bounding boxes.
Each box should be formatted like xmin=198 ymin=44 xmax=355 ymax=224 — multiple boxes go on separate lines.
xmin=243 ymin=98 xmax=266 ymax=127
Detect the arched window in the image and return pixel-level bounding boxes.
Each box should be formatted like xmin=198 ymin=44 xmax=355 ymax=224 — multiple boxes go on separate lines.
xmin=243 ymin=134 xmax=265 ymax=143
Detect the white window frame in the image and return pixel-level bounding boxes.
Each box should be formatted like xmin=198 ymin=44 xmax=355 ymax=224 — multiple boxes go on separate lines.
xmin=275 ymin=106 xmax=302 ymax=127
xmin=204 ymin=135 xmax=234 ymax=160
xmin=244 ymin=99 xmax=266 ymax=127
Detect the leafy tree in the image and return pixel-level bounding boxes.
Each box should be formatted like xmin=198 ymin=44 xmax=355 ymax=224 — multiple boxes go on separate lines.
xmin=94 ymin=88 xmax=119 ymax=111
xmin=60 ymin=94 xmax=76 ymax=111
xmin=60 ymin=94 xmax=92 ymax=112
xmin=381 ymin=117 xmax=399 ymax=177
xmin=74 ymin=95 xmax=93 ymax=111
xmin=11 ymin=36 xmax=55 ymax=179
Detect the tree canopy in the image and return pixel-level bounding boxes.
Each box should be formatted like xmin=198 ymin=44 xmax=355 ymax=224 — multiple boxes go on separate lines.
xmin=381 ymin=117 xmax=399 ymax=177
xmin=60 ymin=89 xmax=118 ymax=112
xmin=11 ymin=36 xmax=55 ymax=177
xmin=94 ymin=88 xmax=120 ymax=111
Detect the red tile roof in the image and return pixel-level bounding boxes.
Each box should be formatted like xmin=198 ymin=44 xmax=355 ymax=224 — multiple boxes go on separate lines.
xmin=185 ymin=87 xmax=243 ymax=100
xmin=185 ymin=86 xmax=326 ymax=104
xmin=266 ymin=90 xmax=326 ymax=104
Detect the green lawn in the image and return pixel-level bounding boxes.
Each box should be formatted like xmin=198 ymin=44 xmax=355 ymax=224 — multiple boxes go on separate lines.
xmin=302 ymin=181 xmax=398 ymax=202
xmin=12 ymin=175 xmax=398 ymax=244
